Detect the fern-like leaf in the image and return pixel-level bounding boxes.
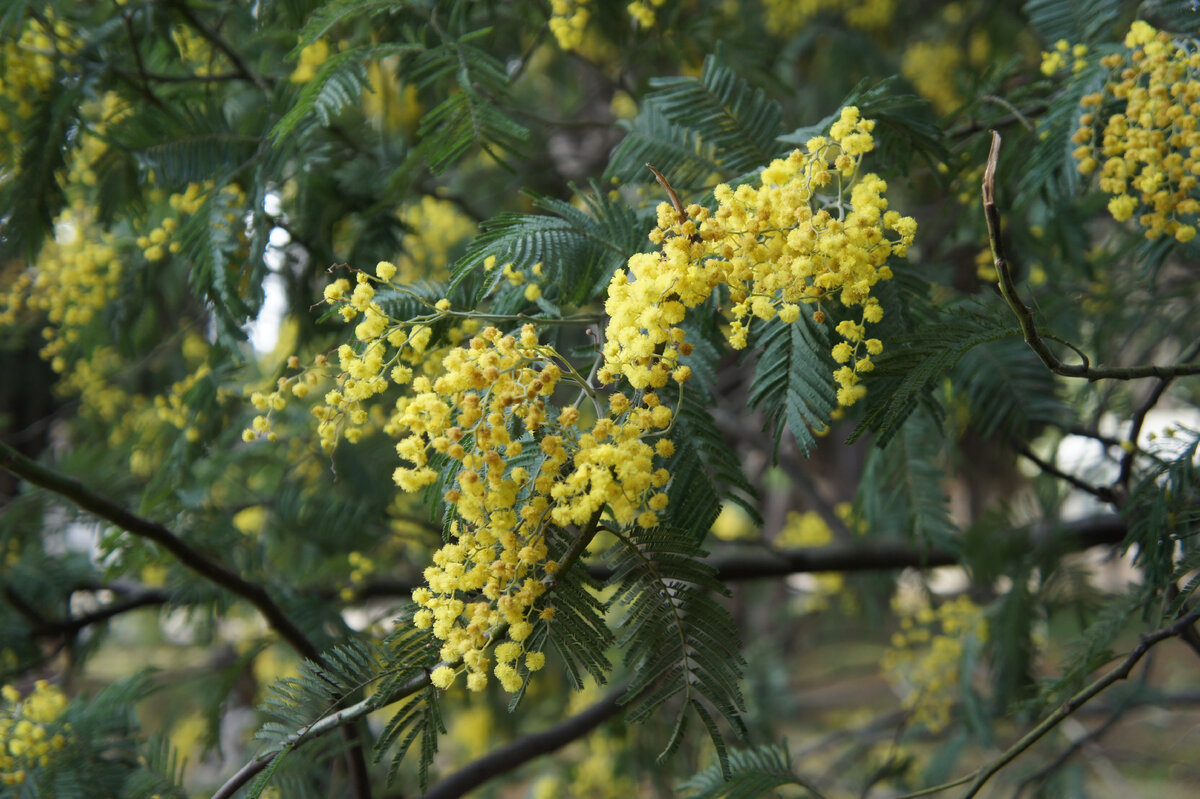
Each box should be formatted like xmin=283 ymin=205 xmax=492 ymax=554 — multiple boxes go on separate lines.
xmin=669 ymin=383 xmax=760 ymax=531
xmin=1023 ymin=0 xmax=1123 ymax=44
xmin=449 ymin=184 xmax=642 ymax=306
xmin=678 ymin=743 xmax=823 ymax=799
xmin=850 ymin=308 xmax=1016 ymax=446
xmin=746 ymin=311 xmax=838 ymax=457
xmin=607 ymin=51 xmax=784 ymax=187
xmin=607 ymin=525 xmax=746 ymax=772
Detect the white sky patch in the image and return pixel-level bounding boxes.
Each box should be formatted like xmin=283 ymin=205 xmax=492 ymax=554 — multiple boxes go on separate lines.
xmin=245 ymin=191 xmax=290 ymax=353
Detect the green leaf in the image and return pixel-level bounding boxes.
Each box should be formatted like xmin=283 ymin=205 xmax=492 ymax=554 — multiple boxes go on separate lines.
xmin=607 ymin=524 xmax=746 ymax=772
xmin=746 ymin=310 xmax=838 ymax=457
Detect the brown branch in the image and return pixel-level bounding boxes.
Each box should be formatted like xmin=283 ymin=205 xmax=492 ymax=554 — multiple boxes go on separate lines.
xmin=0 ymin=441 xmax=319 ymax=660
xmin=4 ymin=585 xmax=169 ymax=638
xmin=0 ymin=441 xmax=372 ymax=799
xmin=349 ymin=515 xmax=1129 ymax=599
xmin=1013 ymin=444 xmax=1117 ymax=503
xmin=167 ymin=0 xmax=269 ymax=92
xmin=983 ymin=131 xmax=1200 ymax=382
xmin=421 ymin=685 xmax=628 ymax=799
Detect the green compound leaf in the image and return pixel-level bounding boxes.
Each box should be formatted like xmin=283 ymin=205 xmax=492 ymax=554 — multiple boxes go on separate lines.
xmin=746 ymin=310 xmax=838 ymax=458
xmin=678 ymin=742 xmax=823 ymax=799
xmin=607 ymin=524 xmax=746 ymax=775
xmin=606 ymin=50 xmax=785 ymax=188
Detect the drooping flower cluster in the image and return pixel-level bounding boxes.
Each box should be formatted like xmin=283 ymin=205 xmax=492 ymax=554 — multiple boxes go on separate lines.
xmin=880 ymin=593 xmax=987 ymax=733
xmin=1070 ymin=21 xmax=1200 ymax=243
xmin=389 ymin=324 xmax=672 ymax=692
xmin=0 ymin=682 xmax=71 ymax=787
xmin=601 ymin=106 xmax=916 ymax=407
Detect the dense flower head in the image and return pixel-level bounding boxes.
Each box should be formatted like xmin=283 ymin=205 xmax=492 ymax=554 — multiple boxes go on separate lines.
xmin=0 ymin=681 xmax=72 ymax=787
xmin=602 ymin=107 xmax=914 ymax=408
xmin=1070 ymin=21 xmax=1200 ymax=243
xmin=391 ymin=324 xmax=672 ymax=692
xmin=880 ymin=593 xmax=987 ymax=733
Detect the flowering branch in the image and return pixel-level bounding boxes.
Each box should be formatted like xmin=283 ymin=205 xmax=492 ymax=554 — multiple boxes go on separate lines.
xmin=894 ymin=607 xmax=1200 ymax=799
xmin=983 ymin=130 xmax=1200 ymax=382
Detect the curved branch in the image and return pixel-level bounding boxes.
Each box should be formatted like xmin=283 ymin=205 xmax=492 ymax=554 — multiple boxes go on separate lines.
xmin=983 ymin=131 xmax=1200 ymax=382
xmin=422 ymin=685 xmax=628 ymax=799
xmin=4 ymin=585 xmax=169 ymax=638
xmin=894 ymin=608 xmax=1200 ymax=799
xmin=0 ymin=441 xmax=374 ymax=799
xmin=0 ymin=441 xmax=320 ymax=661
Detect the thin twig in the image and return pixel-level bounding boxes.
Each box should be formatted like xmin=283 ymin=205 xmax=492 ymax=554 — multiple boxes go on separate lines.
xmin=1013 ymin=444 xmax=1116 ymax=503
xmin=0 ymin=441 xmax=371 ymax=799
xmin=1115 ymin=338 xmax=1200 ymax=490
xmin=422 ymin=685 xmax=628 ymax=799
xmin=168 ymin=0 xmax=269 ymax=92
xmin=983 ymin=131 xmax=1200 ymax=382
xmin=894 ymin=608 xmax=1200 ymax=799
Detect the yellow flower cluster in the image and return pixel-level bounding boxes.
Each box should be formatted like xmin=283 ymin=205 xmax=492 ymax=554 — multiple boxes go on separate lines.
xmin=394 ymin=196 xmax=478 ymax=283
xmin=549 ymin=0 xmax=591 ymax=51
xmin=626 ymin=0 xmax=666 ymax=28
xmin=1070 ymin=21 xmax=1200 ymax=243
xmin=0 ymin=206 xmax=123 ymax=372
xmin=363 ymin=58 xmax=422 ymax=134
xmin=0 ymin=682 xmax=71 ymax=787
xmin=395 ymin=324 xmax=673 ymax=692
xmin=1040 ymin=38 xmax=1089 ymax=76
xmin=762 ymin=0 xmax=896 ymax=36
xmin=901 ymin=41 xmax=964 ymax=116
xmin=880 ymin=594 xmax=987 ymax=733
xmin=290 ymin=39 xmax=330 ymax=84
xmin=0 ymin=12 xmax=78 ymax=165
xmin=601 ymin=107 xmax=914 ymax=407
xmin=340 ymin=551 xmax=377 ymax=601
xmin=172 ymin=26 xmax=224 ymax=77
xmin=141 ymin=181 xmax=245 ymax=263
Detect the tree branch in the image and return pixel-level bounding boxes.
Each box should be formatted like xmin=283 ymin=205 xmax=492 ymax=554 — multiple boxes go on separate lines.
xmin=0 ymin=441 xmax=372 ymax=799
xmin=167 ymin=0 xmax=269 ymax=92
xmin=0 ymin=441 xmax=320 ymax=661
xmin=983 ymin=131 xmax=1200 ymax=382
xmin=894 ymin=608 xmax=1200 ymax=799
xmin=350 ymin=515 xmax=1128 ymax=599
xmin=421 ymin=685 xmax=628 ymax=799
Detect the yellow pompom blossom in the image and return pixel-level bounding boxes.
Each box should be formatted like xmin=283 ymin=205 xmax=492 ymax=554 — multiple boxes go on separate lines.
xmin=0 ymin=12 xmax=79 ymax=166
xmin=601 ymin=107 xmax=914 ymax=408
xmin=762 ymin=0 xmax=896 ymax=36
xmin=549 ymin=0 xmax=592 ymax=51
xmin=290 ymin=39 xmax=330 ymax=83
xmin=0 ymin=681 xmax=72 ymax=787
xmin=626 ymin=0 xmax=666 ymax=28
xmin=881 ymin=594 xmax=987 ymax=733
xmin=393 ymin=324 xmax=673 ymax=691
xmin=901 ymin=41 xmax=965 ymax=116
xmin=1040 ymin=38 xmax=1089 ymax=76
xmin=1069 ymin=21 xmax=1200 ymax=243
